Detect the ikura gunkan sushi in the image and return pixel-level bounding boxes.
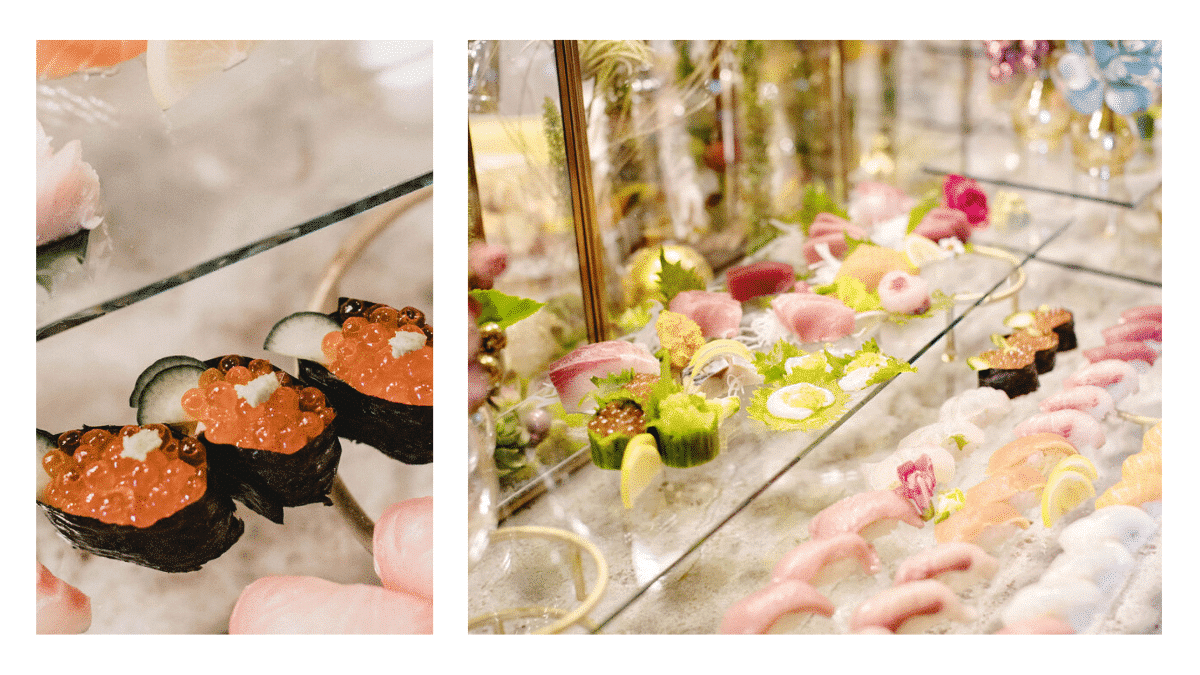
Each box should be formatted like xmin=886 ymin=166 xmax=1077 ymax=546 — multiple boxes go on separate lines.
xmin=132 ymin=354 xmax=343 ymax=524
xmin=37 ymin=425 xmax=243 ymax=573
xmin=265 ymin=298 xmax=433 ymax=464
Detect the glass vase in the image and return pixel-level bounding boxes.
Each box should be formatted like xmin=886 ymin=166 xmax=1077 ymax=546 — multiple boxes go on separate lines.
xmin=1010 ymin=68 xmax=1071 ymax=154
xmin=1069 ymin=101 xmax=1137 ymax=179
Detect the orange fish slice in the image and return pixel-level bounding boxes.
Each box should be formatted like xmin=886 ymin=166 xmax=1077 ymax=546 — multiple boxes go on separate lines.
xmin=37 ymin=40 xmax=147 ymax=79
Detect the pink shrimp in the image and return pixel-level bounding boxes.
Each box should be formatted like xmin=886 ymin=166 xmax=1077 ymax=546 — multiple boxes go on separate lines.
xmin=37 ymin=562 xmax=91 ymax=634
xmin=808 ymin=489 xmax=925 ymax=542
xmin=718 ymin=579 xmax=835 ymax=634
xmin=770 ymin=532 xmax=882 ymax=586
xmin=893 ymin=542 xmax=1000 ymax=592
xmin=850 ymin=579 xmax=974 ymax=634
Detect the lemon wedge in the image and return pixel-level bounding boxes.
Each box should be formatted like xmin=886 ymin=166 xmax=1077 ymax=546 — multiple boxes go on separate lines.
xmin=620 ymin=433 xmax=663 ymax=509
xmin=1049 ymin=454 xmax=1098 ymax=482
xmin=1040 ymin=468 xmax=1096 ymax=527
xmin=146 ymin=40 xmax=258 ymax=109
xmin=902 ymin=233 xmax=949 ymax=268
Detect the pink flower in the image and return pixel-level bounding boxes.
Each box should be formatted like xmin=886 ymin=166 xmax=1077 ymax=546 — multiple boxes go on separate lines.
xmin=913 ymin=207 xmax=973 ymax=244
xmin=894 ymin=454 xmax=936 ymax=518
xmin=942 ymin=175 xmax=989 ymax=228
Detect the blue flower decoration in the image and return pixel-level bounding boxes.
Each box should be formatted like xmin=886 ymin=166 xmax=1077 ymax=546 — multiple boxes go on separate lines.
xmin=1058 ymin=40 xmax=1161 ymax=116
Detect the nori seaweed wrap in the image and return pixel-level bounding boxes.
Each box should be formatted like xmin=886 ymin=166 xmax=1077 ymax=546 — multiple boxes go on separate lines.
xmin=37 ymin=425 xmax=243 ymax=573
xmin=970 ymin=346 xmax=1040 ymax=399
xmin=295 ymin=298 xmax=432 ymax=465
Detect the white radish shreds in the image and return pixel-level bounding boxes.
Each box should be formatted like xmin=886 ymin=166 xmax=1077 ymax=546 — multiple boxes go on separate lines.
xmin=390 ymin=331 xmax=426 ymax=358
xmin=234 ymin=372 xmax=281 ymax=407
xmin=120 ymin=428 xmax=162 ymax=461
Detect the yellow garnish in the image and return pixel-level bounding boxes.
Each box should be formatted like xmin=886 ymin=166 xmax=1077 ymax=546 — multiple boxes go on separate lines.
xmin=656 ymin=310 xmax=705 ymax=369
xmin=620 ymin=433 xmax=663 ymax=509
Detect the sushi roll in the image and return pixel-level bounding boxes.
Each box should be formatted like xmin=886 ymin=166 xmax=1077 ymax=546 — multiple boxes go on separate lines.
xmin=265 ymin=298 xmax=432 ymax=464
xmin=968 ymin=342 xmax=1039 ymax=398
xmin=1005 ymin=306 xmax=1076 ymax=352
xmin=37 ymin=425 xmax=243 ymax=573
xmin=132 ymin=355 xmax=342 ymax=524
xmin=1002 ymin=328 xmax=1059 ymax=374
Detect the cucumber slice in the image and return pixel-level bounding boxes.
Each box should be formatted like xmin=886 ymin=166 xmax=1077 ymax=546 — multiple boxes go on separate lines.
xmin=129 ymin=355 xmax=207 ymax=407
xmin=263 ymin=312 xmax=340 ymax=365
xmin=136 ymin=363 xmax=206 ymax=425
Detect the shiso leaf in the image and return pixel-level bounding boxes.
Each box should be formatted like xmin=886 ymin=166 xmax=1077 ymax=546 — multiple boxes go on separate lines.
xmin=793 ymin=184 xmax=850 ymax=237
xmin=469 ymin=289 xmax=545 ymax=330
xmin=748 ymin=379 xmax=850 ymax=432
xmin=814 ymin=276 xmax=883 ymax=313
xmin=656 ymin=248 xmax=707 ymax=305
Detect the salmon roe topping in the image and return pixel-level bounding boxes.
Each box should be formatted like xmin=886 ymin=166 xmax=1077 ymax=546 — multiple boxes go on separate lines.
xmin=321 ymin=302 xmax=433 ymax=406
xmin=39 ymin=426 xmax=206 ymax=527
xmin=179 ymin=355 xmax=333 ymax=455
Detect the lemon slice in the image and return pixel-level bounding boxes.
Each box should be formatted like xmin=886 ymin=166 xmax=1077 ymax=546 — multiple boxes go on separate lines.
xmin=1049 ymin=454 xmax=1098 ymax=482
xmin=620 ymin=433 xmax=663 ymax=509
xmin=1040 ymin=469 xmax=1096 ymax=527
xmin=902 ymin=233 xmax=949 ymax=267
xmin=146 ymin=40 xmax=258 ymax=109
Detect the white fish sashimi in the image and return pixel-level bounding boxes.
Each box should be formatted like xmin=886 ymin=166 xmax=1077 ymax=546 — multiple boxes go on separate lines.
xmin=718 ymin=579 xmax=834 ymax=634
xmin=893 ymin=542 xmax=1000 ymax=592
xmin=373 ymin=496 xmax=433 ymax=600
xmin=37 ymin=562 xmax=91 ymax=634
xmin=228 ymin=576 xmax=432 ymax=634
xmin=862 ymin=444 xmax=956 ymax=491
xmin=1041 ymin=540 xmax=1135 ymax=596
xmin=938 ymin=387 xmax=1013 ymax=428
xmin=770 ymin=532 xmax=882 ymax=587
xmin=994 ymin=616 xmax=1076 ymax=634
xmin=1013 ymin=409 xmax=1105 ymax=455
xmin=898 ymin=419 xmax=985 ymax=456
xmin=1058 ymin=504 xmax=1158 ymax=554
xmin=850 ymin=579 xmax=974 ymax=634
xmin=546 ymin=340 xmax=660 ymax=412
xmin=1001 ymin=578 xmax=1103 ymax=633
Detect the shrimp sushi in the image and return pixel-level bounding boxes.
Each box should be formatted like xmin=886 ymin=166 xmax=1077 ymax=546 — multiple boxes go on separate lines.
xmin=265 ymin=298 xmax=433 ymax=464
xmin=37 ymin=425 xmax=243 ymax=572
xmin=132 ymin=354 xmax=343 ymax=524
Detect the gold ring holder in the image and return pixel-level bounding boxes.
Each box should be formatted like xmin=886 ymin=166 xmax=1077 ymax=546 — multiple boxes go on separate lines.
xmin=942 ymin=245 xmax=1028 ymax=362
xmin=468 ymin=525 xmax=609 ymax=634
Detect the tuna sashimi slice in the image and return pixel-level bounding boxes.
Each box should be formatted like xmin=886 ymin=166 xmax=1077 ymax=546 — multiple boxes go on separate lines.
xmin=228 ymin=577 xmax=432 ymax=634
xmin=37 ymin=562 xmax=91 ymax=634
xmin=1083 ymin=341 xmax=1159 ymax=367
xmin=725 ymin=260 xmax=796 ymax=302
xmin=770 ymin=292 xmax=856 ymax=343
xmin=547 ymin=340 xmax=661 ymax=412
xmin=1101 ymin=320 xmax=1162 ymax=345
xmin=668 ymin=290 xmax=743 ymax=339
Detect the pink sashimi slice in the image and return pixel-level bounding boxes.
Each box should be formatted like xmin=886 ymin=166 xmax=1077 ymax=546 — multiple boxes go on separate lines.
xmin=1038 ymin=384 xmax=1116 ymax=420
xmin=718 ymin=579 xmax=834 ymax=634
xmin=808 ymin=212 xmax=869 ymax=239
xmin=37 ymin=562 xmax=91 ymax=635
xmin=547 ymin=340 xmax=661 ymax=412
xmin=1063 ymin=359 xmax=1141 ymax=403
xmin=1120 ymin=305 xmax=1161 ymax=324
xmin=668 ymin=290 xmax=743 ymax=339
xmin=850 ymin=579 xmax=972 ymax=634
xmin=770 ymin=532 xmax=882 ymax=586
xmin=934 ymin=501 xmax=1030 ymax=552
xmin=228 ymin=576 xmax=432 ymax=634
xmin=1014 ymin=409 xmax=1105 ymax=454
xmin=1083 ymin=341 xmax=1159 ymax=367
xmin=912 ymin=206 xmax=972 ymax=244
xmin=1102 ymin=320 xmax=1162 ymax=345
xmin=994 ymin=616 xmax=1076 ymax=634
xmin=725 ymin=260 xmax=796 ymax=302
xmin=770 ymin=292 xmax=857 ymax=343
xmin=37 ymin=122 xmax=103 ymax=247
xmin=802 ymin=232 xmax=853 ymax=265
xmin=808 ymin=489 xmax=925 ymax=541
xmin=892 ymin=542 xmax=1000 ymax=591
xmin=373 ymin=496 xmax=432 ymax=600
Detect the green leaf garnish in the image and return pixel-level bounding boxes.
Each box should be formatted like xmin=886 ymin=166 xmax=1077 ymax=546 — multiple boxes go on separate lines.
xmin=747 ymin=380 xmax=850 ymax=432
xmin=656 ymin=248 xmax=707 ymax=305
xmin=469 ymin=289 xmax=545 ymax=329
xmin=792 ymin=184 xmax=850 ymax=236
xmin=950 ymin=434 xmax=968 ymax=452
xmin=814 ymin=276 xmax=883 ymax=313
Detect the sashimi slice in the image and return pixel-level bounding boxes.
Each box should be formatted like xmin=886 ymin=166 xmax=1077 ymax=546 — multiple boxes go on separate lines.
xmin=1041 ymin=541 xmax=1135 ymax=596
xmin=1083 ymin=341 xmax=1159 ymax=368
xmin=1058 ymin=504 xmax=1158 ymax=554
xmin=1001 ymin=578 xmax=1103 ymax=633
xmin=912 ymin=206 xmax=973 ymax=244
xmin=770 ymin=292 xmax=856 ymax=343
xmin=668 ymin=290 xmax=743 ymax=339
xmin=934 ymin=501 xmax=1031 ymax=552
xmin=718 ymin=579 xmax=834 ymax=634
xmin=770 ymin=532 xmax=881 ymax=586
xmin=37 ymin=122 xmax=102 ymax=247
xmin=228 ymin=576 xmax=432 ymax=634
xmin=994 ymin=616 xmax=1076 ymax=634
xmin=1120 ymin=305 xmax=1161 ymax=324
xmin=37 ymin=562 xmax=91 ymax=634
xmin=546 ymin=341 xmax=660 ymax=412
xmin=987 ymin=432 xmax=1077 ymax=476
xmin=1038 ymin=385 xmax=1115 ymax=420
xmin=725 ymin=260 xmax=795 ymax=302
xmin=808 ymin=212 xmax=868 ymax=239
xmin=938 ymin=386 xmax=1013 ymax=428
xmin=892 ymin=542 xmax=1000 ymax=592
xmin=36 ymin=40 xmax=147 ymax=79
xmin=373 ymin=496 xmax=432 ymax=600
xmin=808 ymin=489 xmax=925 ymax=542
xmin=850 ymin=579 xmax=974 ymax=634
xmin=964 ymin=465 xmax=1046 ymax=512
xmin=1102 ymin=320 xmax=1162 ymax=345
xmin=1063 ymin=359 xmax=1141 ymax=403
xmin=1013 ymin=409 xmax=1105 ymax=455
